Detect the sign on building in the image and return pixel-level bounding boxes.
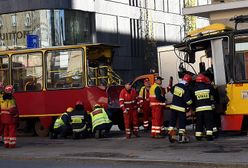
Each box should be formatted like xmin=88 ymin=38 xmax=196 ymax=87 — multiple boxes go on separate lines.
xmin=27 ymin=34 xmax=39 ymax=48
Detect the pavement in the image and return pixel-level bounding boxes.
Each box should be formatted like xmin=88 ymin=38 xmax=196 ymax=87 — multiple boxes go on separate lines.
xmin=1 ymin=128 xmax=248 ymax=168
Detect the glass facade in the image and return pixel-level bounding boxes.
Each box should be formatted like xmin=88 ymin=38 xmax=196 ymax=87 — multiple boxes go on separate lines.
xmin=0 ymin=10 xmax=92 ymax=50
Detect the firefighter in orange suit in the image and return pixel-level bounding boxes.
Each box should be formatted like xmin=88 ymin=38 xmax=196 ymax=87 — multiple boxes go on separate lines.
xmin=0 ymin=85 xmax=18 ymax=148
xmin=149 ymin=76 xmax=166 ymax=138
xmin=0 ymin=82 xmax=4 ymax=144
xmin=138 ymin=78 xmax=151 ymax=131
xmin=119 ymin=82 xmax=139 ymax=139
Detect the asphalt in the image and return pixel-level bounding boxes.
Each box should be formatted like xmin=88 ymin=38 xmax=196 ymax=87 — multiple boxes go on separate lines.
xmin=0 ymin=129 xmax=248 ymax=168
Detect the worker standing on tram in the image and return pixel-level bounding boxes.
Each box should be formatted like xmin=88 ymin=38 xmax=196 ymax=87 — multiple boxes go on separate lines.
xmin=138 ymin=79 xmax=151 ymax=131
xmin=119 ymin=82 xmax=139 ymax=139
xmin=0 ymin=83 xmax=4 ymax=144
xmin=50 ymin=107 xmax=73 ymax=139
xmin=194 ymin=74 xmax=215 ymax=141
xmin=149 ymin=76 xmax=166 ymax=138
xmin=168 ymin=74 xmax=193 ymax=143
xmin=1 ymin=85 xmax=18 ymax=148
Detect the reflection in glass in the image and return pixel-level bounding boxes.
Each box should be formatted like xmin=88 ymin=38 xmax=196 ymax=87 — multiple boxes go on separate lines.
xmin=12 ymin=52 xmax=43 ymax=92
xmin=46 ymin=49 xmax=84 ymax=89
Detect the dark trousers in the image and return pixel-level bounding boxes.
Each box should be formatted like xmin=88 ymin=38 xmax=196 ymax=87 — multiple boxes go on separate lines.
xmin=195 ymin=110 xmax=214 ymax=134
xmin=94 ymin=123 xmax=112 ymax=133
xmin=169 ymin=109 xmax=186 ymax=130
xmin=53 ymin=125 xmax=71 ymax=138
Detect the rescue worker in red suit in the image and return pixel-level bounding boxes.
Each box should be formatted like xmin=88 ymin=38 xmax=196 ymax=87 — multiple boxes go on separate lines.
xmin=1 ymin=85 xmax=18 ymax=148
xmin=0 ymin=82 xmax=4 ymax=144
xmin=138 ymin=79 xmax=151 ymax=131
xmin=119 ymin=82 xmax=139 ymax=139
xmin=149 ymin=76 xmax=166 ymax=138
xmin=168 ymin=74 xmax=193 ymax=143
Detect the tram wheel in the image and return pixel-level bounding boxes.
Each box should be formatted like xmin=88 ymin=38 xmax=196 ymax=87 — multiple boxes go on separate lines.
xmin=35 ymin=120 xmax=49 ymax=137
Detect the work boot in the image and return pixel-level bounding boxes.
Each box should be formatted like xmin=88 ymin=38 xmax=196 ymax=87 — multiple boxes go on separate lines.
xmin=206 ymin=135 xmax=213 ymax=141
xmin=126 ymin=134 xmax=131 ymax=139
xmin=195 ymin=136 xmax=202 ymax=141
xmin=213 ymin=127 xmax=218 ymax=139
xmin=178 ymin=133 xmax=190 ymax=143
xmin=4 ymin=143 xmax=9 ymax=148
xmin=133 ymin=131 xmax=140 ymax=137
xmin=152 ymin=134 xmax=163 ymax=139
xmin=168 ymin=130 xmax=177 ymax=143
xmin=95 ymin=130 xmax=102 ymax=139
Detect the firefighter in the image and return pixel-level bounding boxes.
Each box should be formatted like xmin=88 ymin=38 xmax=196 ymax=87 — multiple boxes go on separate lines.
xmin=149 ymin=76 xmax=166 ymax=138
xmin=194 ymin=74 xmax=215 ymax=141
xmin=168 ymin=74 xmax=193 ymax=143
xmin=203 ymin=75 xmax=219 ymax=138
xmin=69 ymin=101 xmax=91 ymax=139
xmin=50 ymin=107 xmax=73 ymax=139
xmin=89 ymin=104 xmax=112 ymax=138
xmin=0 ymin=82 xmax=4 ymax=144
xmin=119 ymin=82 xmax=139 ymax=139
xmin=0 ymin=85 xmax=18 ymax=148
xmin=138 ymin=78 xmax=151 ymax=131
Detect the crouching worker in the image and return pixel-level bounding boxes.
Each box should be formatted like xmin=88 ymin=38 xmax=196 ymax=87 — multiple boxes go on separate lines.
xmin=50 ymin=107 xmax=73 ymax=139
xmin=69 ymin=101 xmax=91 ymax=139
xmin=1 ymin=85 xmax=18 ymax=148
xmin=90 ymin=104 xmax=112 ymax=138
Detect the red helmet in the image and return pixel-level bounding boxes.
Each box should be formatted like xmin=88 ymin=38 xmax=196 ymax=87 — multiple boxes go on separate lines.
xmin=195 ymin=74 xmax=206 ymax=83
xmin=4 ymin=85 xmax=14 ymax=94
xmin=182 ymin=74 xmax=192 ymax=83
xmin=76 ymin=100 xmax=83 ymax=105
xmin=204 ymin=76 xmax=211 ymax=84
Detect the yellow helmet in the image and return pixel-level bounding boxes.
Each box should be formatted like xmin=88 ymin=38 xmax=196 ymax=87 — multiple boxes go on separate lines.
xmin=66 ymin=107 xmax=74 ymax=113
xmin=94 ymin=104 xmax=101 ymax=109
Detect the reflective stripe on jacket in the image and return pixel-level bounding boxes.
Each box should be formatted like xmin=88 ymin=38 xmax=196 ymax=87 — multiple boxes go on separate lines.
xmin=0 ymin=98 xmax=18 ymax=124
xmin=149 ymin=83 xmax=165 ymax=106
xmin=138 ymin=86 xmax=150 ymax=107
xmin=90 ymin=108 xmax=111 ymax=132
xmin=53 ymin=113 xmax=68 ymax=129
xmin=119 ymin=88 xmax=138 ymax=111
xmin=194 ymin=83 xmax=214 ymax=112
xmin=170 ymin=82 xmax=192 ymax=112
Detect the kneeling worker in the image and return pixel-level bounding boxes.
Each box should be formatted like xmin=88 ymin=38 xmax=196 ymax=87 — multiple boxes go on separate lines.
xmin=90 ymin=104 xmax=112 ymax=138
xmin=51 ymin=107 xmax=73 ymax=139
xmin=69 ymin=101 xmax=91 ymax=139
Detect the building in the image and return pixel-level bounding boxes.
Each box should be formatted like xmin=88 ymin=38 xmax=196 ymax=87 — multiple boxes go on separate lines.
xmin=183 ymin=0 xmax=248 ymax=29
xmin=0 ymin=0 xmax=190 ymax=81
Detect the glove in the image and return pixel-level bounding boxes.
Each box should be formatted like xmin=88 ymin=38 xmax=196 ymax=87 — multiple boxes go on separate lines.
xmin=123 ymin=109 xmax=129 ymax=114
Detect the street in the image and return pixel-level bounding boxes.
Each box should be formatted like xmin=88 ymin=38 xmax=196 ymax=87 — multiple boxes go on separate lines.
xmin=0 ymin=156 xmax=246 ymax=168
xmin=0 ymin=159 xmax=215 ymax=168
xmin=0 ymin=130 xmax=248 ymax=168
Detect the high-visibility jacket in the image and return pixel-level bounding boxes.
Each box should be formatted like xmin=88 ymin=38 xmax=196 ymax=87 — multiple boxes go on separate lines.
xmin=149 ymin=83 xmax=166 ymax=106
xmin=138 ymin=86 xmax=150 ymax=107
xmin=53 ymin=113 xmax=68 ymax=129
xmin=170 ymin=82 xmax=192 ymax=112
xmin=69 ymin=109 xmax=88 ymax=132
xmin=0 ymin=98 xmax=18 ymax=124
xmin=90 ymin=108 xmax=111 ymax=132
xmin=194 ymin=82 xmax=215 ymax=112
xmin=119 ymin=88 xmax=138 ymax=111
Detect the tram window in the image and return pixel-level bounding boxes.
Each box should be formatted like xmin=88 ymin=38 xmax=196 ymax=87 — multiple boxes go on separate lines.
xmin=46 ymin=49 xmax=84 ymax=89
xmin=12 ymin=52 xmax=43 ymax=92
xmin=234 ymin=35 xmax=248 ymax=81
xmin=0 ymin=55 xmax=9 ymax=86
